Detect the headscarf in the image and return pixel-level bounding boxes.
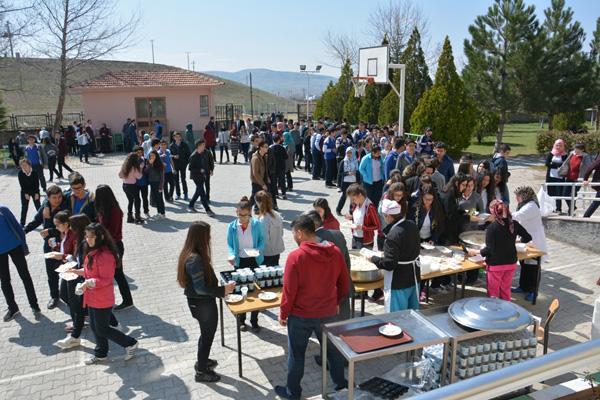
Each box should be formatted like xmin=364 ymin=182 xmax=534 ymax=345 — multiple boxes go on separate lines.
xmin=551 ymin=139 xmax=566 ymax=156
xmin=515 ymin=186 xmax=539 ymax=211
xmin=343 ymin=146 xmax=358 ymax=172
xmin=490 ymin=199 xmax=514 ymax=234
xmin=381 ymin=199 xmax=401 ymax=215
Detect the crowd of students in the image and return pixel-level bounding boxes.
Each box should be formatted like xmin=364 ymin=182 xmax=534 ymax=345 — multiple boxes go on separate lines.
xmin=3 ymin=116 xmax=599 ymax=398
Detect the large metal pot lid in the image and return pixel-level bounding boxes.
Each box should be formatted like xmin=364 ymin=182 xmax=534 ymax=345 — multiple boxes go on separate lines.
xmin=448 ymin=297 xmax=532 ymax=332
xmin=459 ymin=231 xmax=486 ymax=247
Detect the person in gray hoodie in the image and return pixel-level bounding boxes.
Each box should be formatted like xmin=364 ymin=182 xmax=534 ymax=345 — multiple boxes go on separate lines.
xmin=255 ymin=191 xmax=284 ymax=266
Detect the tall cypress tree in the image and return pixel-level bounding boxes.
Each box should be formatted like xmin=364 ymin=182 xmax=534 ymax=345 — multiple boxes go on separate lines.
xmin=313 ymin=81 xmax=338 ymax=119
xmin=591 ymin=17 xmax=600 ymax=127
xmin=330 ymin=59 xmax=355 ymax=120
xmin=534 ymin=0 xmax=592 ymax=129
xmin=343 ymin=89 xmax=362 ymax=124
xmin=411 ymin=37 xmax=476 ymax=156
xmin=378 ymin=28 xmax=432 ymax=131
xmin=463 ymin=0 xmax=538 ymax=146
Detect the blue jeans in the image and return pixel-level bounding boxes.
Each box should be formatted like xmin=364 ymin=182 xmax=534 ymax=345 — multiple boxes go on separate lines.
xmin=286 ymin=314 xmax=346 ymax=397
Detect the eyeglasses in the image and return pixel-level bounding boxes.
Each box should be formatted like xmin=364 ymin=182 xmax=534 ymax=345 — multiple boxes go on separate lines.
xmin=71 ymin=185 xmax=84 ymax=191
xmin=238 ymin=213 xmax=251 ymax=219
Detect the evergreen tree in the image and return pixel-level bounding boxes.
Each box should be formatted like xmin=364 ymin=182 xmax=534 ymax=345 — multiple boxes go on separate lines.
xmin=591 ymin=17 xmax=600 ymax=126
xmin=330 ymin=59 xmax=355 ymax=120
xmin=0 ymin=97 xmax=6 ymax=131
xmin=379 ymin=28 xmax=432 ymax=131
xmin=463 ymin=0 xmax=538 ymax=146
xmin=411 ymin=37 xmax=476 ymax=156
xmin=343 ymin=89 xmax=362 ymax=124
xmin=313 ymin=81 xmax=338 ymax=119
xmin=534 ymin=0 xmax=593 ymax=130
xmin=358 ymin=83 xmax=379 ymax=124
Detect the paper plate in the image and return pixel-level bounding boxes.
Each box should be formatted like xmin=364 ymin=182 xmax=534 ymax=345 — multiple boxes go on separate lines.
xmin=379 ymin=323 xmax=403 ymax=337
xmin=224 ymin=294 xmax=244 ymax=304
xmin=44 ymin=252 xmax=62 ymax=259
xmin=258 ymin=291 xmax=277 ymax=301
xmin=59 ymin=272 xmax=79 ymax=281
xmin=244 ymin=248 xmax=260 ymax=257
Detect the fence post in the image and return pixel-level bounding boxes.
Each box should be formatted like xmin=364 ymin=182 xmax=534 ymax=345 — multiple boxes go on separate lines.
xmin=569 ymin=182 xmax=576 ymax=216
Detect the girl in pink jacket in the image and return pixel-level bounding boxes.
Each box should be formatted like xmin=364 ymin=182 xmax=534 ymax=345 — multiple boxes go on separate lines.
xmin=71 ymin=223 xmax=138 ymax=364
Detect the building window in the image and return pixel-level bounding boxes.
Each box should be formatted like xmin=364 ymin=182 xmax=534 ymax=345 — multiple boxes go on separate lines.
xmin=199 ymin=95 xmax=209 ymax=117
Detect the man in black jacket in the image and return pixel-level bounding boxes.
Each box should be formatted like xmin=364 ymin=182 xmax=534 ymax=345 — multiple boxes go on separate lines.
xmin=187 ymin=140 xmax=215 ymax=216
xmin=268 ymin=135 xmax=288 ymax=208
xmin=170 ymin=132 xmax=192 ymax=201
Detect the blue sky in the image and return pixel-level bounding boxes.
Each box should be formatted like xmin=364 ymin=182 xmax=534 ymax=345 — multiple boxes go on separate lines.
xmin=115 ymin=0 xmax=599 ymax=77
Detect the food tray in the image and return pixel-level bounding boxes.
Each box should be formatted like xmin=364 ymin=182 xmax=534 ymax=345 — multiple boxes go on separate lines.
xmin=358 ymin=376 xmax=409 ymax=399
xmin=339 ymin=321 xmax=413 ymax=354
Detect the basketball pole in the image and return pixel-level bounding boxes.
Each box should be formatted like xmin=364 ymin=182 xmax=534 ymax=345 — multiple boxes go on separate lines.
xmin=389 ymin=63 xmax=406 ymax=136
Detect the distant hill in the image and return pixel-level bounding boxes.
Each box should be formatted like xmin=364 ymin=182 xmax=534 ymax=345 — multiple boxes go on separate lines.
xmin=0 ymin=58 xmax=297 ymax=115
xmin=204 ymin=68 xmax=337 ymax=99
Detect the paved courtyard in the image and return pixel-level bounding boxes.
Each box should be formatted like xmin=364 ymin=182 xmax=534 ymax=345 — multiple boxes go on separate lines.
xmin=0 ymin=154 xmax=598 ymax=400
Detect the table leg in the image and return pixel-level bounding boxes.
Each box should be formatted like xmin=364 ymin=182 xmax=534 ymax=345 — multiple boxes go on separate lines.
xmin=450 ymin=339 xmax=458 ymax=383
xmin=351 ymin=294 xmax=355 ymax=319
xmin=348 ymin=360 xmax=355 ymax=400
xmin=425 ymin=281 xmax=430 ymax=304
xmin=451 ymin=274 xmax=458 ymax=301
xmin=533 ymin=257 xmax=541 ymax=305
xmin=219 ymin=298 xmax=225 ymax=347
xmin=322 ymin=329 xmax=328 ymax=398
xmin=360 ymin=292 xmax=366 ymax=317
xmin=441 ymin=342 xmax=449 ymax=386
xmin=461 ymin=272 xmax=466 ymax=298
xmin=236 ymin=314 xmax=242 ymax=377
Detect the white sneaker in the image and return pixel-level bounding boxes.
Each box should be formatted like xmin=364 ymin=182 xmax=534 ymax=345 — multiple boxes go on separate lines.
xmin=56 ymin=335 xmax=81 ymax=349
xmin=84 ymin=356 xmax=107 ymax=365
xmin=124 ymin=341 xmax=138 ymax=361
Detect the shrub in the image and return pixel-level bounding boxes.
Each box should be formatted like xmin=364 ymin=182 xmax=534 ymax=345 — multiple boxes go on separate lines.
xmin=552 ymin=111 xmax=586 ymax=131
xmin=536 ymin=130 xmax=600 ymax=154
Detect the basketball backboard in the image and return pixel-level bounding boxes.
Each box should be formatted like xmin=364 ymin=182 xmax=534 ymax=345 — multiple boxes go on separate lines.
xmin=358 ymin=45 xmax=389 ymax=84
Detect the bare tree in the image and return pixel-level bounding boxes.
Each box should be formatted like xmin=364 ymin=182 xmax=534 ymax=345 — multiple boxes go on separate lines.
xmin=0 ymin=1 xmax=34 ymax=58
xmin=322 ymin=30 xmax=360 ymax=70
xmin=25 ymin=0 xmax=139 ymax=131
xmin=367 ymin=0 xmax=429 ymax=63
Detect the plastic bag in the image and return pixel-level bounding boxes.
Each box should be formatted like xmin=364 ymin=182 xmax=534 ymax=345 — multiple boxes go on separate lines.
xmin=538 ymin=186 xmax=555 ymax=217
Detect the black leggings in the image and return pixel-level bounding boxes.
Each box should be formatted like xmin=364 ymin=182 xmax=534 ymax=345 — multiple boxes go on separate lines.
xmin=188 ymin=297 xmax=218 ymax=372
xmin=139 ymin=184 xmax=149 ymax=214
xmin=150 ymin=182 xmax=165 ymax=215
xmin=89 ymin=307 xmax=136 ymax=358
xmin=47 ymin=157 xmax=61 ymax=180
xmin=219 ymin=146 xmax=230 ymax=163
xmin=20 ymin=191 xmax=41 ymax=225
xmin=57 ymin=155 xmax=73 ymax=177
xmin=115 ymin=241 xmax=133 ymax=305
xmin=60 ymin=276 xmax=85 ymax=338
xmin=0 ymin=245 xmax=38 ymax=312
xmin=122 ymin=183 xmax=141 ymax=216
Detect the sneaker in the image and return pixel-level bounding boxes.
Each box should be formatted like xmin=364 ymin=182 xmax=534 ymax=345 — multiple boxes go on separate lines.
xmin=114 ymin=302 xmax=134 ymax=311
xmin=144 ymin=212 xmax=151 ymax=218
xmin=56 ymin=335 xmax=81 ymax=349
xmin=3 ymin=309 xmax=20 ymax=322
xmin=124 ymin=342 xmax=138 ymax=360
xmin=175 ymin=195 xmax=181 ymax=200
xmin=126 ymin=214 xmax=135 ymax=224
xmin=47 ymin=298 xmax=59 ymax=309
xmin=274 ymin=385 xmax=299 ymax=400
xmin=195 ymin=359 xmax=218 ymax=373
xmin=188 ymin=206 xmax=196 ymax=212
xmin=511 ymin=287 xmax=525 ymax=293
xmin=282 ymin=195 xmax=288 ymax=200
xmin=184 ymin=195 xmax=189 ymax=201
xmin=84 ymin=356 xmax=107 ymax=365
xmin=32 ymin=307 xmax=42 ymax=321
xmin=206 ymin=210 xmax=216 ymax=217
xmin=195 ymin=370 xmax=221 ymax=383
xmin=525 ymin=292 xmax=535 ymax=302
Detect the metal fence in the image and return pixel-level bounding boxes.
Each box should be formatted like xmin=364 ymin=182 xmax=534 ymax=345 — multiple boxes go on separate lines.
xmin=6 ymin=112 xmax=85 ymax=132
xmin=543 ymin=181 xmax=600 ymax=217
xmin=215 ymin=104 xmax=243 ymax=130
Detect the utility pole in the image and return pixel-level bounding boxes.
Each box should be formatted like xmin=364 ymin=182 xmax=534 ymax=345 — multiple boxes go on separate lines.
xmin=150 ymin=40 xmax=155 ymax=64
xmin=192 ymin=61 xmax=196 ymax=71
xmin=249 ymin=72 xmax=254 ymax=118
xmin=185 ymin=52 xmax=191 ymax=70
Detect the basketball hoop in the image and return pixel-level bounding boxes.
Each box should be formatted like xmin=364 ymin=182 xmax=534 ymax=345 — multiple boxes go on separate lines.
xmin=352 ymin=77 xmax=375 ymax=98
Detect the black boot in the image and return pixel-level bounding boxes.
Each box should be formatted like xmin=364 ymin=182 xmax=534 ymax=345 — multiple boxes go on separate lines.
xmin=127 ymin=213 xmax=134 ymax=223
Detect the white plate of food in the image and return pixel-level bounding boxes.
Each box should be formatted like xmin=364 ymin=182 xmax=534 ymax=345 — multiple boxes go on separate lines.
xmin=469 ymin=255 xmax=485 ymax=263
xmin=243 ymin=248 xmax=260 ymax=257
xmin=435 ymin=246 xmax=452 ymax=255
xmin=54 ymin=261 xmax=78 ymax=273
xmin=224 ymin=294 xmax=244 ymax=304
xmin=421 ymin=243 xmax=435 ymax=250
xmin=258 ymin=291 xmax=278 ymax=301
xmin=379 ymin=323 xmax=403 ymax=337
xmin=59 ymin=272 xmax=79 ymax=281
xmin=44 ymin=251 xmax=62 ymax=259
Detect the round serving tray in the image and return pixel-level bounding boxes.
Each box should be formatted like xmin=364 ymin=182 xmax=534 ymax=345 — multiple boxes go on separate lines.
xmin=448 ymin=297 xmax=532 ymax=332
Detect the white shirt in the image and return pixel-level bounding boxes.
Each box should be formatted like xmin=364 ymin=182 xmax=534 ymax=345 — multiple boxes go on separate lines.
xmin=76 ymin=131 xmax=89 ymax=145
xmin=420 ymin=211 xmax=432 ymax=239
xmin=237 ymin=221 xmax=254 ymax=258
xmin=352 ymin=201 xmax=368 ymax=238
xmin=481 ymin=190 xmax=489 ymax=212
xmin=512 ymin=201 xmax=548 ymax=258
xmin=372 ymin=158 xmax=382 ymax=182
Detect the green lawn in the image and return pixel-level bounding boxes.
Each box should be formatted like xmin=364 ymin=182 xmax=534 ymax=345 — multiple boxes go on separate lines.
xmin=465 ymin=122 xmax=542 ymax=157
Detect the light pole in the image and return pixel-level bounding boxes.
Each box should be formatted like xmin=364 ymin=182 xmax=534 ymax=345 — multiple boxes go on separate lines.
xmin=300 ymin=65 xmax=321 ymax=121
xmin=150 ymin=39 xmax=155 ymax=64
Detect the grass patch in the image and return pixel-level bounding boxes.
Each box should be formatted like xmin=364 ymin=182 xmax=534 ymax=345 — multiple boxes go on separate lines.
xmin=465 ymin=122 xmax=542 ymax=157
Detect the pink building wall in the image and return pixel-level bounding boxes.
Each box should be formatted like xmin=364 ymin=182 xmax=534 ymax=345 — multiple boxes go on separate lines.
xmin=79 ymin=87 xmax=215 ymax=134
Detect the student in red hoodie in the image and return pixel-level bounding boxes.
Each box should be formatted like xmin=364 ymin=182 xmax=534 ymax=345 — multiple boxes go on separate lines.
xmin=95 ymin=185 xmax=133 ymax=311
xmin=69 ymin=223 xmax=137 ymax=365
xmin=275 ymin=215 xmax=349 ymax=400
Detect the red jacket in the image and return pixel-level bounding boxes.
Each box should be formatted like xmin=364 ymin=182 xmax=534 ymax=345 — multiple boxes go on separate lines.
xmin=280 ymin=241 xmax=349 ymax=320
xmin=98 ymin=208 xmax=123 ymax=242
xmin=83 ymin=247 xmax=116 ymax=309
xmin=322 ymin=213 xmax=340 ymax=231
xmin=204 ymin=128 xmax=216 ymax=148
xmin=350 ymin=201 xmax=381 ymax=245
xmin=60 ymin=229 xmax=77 ymax=261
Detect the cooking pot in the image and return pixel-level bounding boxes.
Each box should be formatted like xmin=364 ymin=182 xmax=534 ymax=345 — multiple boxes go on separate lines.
xmin=448 ymin=297 xmax=532 ymax=332
xmin=459 ymin=231 xmax=486 ymax=250
xmin=348 ymin=250 xmax=384 ymax=282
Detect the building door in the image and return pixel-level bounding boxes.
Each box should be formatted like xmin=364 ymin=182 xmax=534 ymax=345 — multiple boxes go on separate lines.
xmin=135 ymin=97 xmax=167 ymax=133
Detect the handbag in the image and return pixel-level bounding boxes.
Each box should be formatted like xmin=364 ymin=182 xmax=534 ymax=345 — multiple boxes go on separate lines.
xmin=557 ymin=154 xmax=572 ymax=178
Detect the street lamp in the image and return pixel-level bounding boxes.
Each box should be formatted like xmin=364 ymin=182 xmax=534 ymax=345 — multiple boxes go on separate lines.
xmin=299 ymin=65 xmax=321 ymax=121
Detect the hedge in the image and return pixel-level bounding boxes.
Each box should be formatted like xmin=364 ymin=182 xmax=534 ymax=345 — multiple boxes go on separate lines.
xmin=536 ymin=130 xmax=600 ymax=154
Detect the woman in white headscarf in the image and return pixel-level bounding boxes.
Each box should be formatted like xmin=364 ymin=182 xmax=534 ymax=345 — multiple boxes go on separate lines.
xmin=367 ymin=199 xmax=421 ymax=312
xmin=335 ymin=146 xmax=358 ymax=216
